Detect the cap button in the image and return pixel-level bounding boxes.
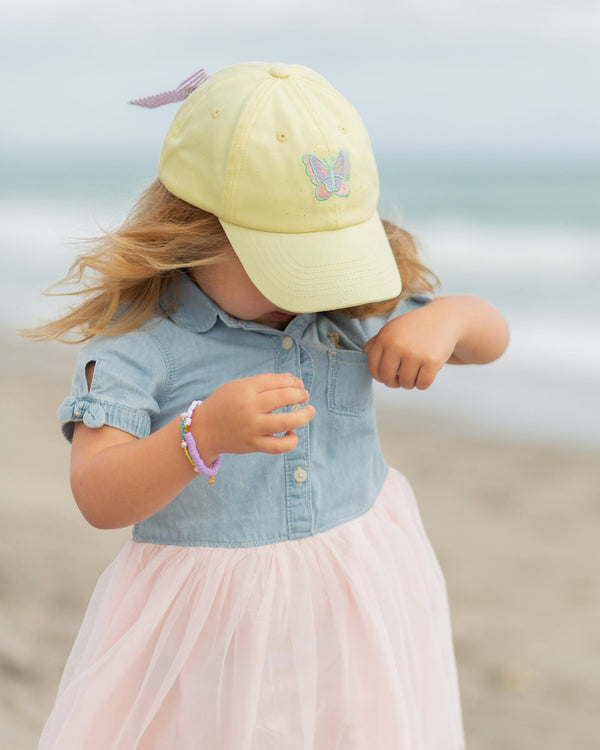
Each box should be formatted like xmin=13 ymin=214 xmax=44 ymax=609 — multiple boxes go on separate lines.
xmin=269 ymin=64 xmax=291 ymax=79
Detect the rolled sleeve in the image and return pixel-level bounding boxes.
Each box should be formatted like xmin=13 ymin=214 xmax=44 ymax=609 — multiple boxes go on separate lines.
xmin=58 ymin=331 xmax=169 ymax=442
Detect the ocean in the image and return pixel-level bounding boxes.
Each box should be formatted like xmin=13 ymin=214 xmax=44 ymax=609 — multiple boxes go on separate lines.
xmin=2 ymin=149 xmax=599 ymax=446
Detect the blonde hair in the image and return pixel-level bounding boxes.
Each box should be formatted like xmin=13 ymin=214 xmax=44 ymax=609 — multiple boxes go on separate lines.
xmin=23 ymin=179 xmax=438 ymax=343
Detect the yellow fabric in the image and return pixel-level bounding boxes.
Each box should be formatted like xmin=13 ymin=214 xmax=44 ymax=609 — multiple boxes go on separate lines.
xmin=159 ymin=62 xmax=402 ymax=312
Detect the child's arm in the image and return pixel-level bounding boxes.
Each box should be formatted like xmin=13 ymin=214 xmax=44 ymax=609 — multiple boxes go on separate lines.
xmin=363 ymin=295 xmax=509 ymax=390
xmin=70 ymin=373 xmax=314 ymax=530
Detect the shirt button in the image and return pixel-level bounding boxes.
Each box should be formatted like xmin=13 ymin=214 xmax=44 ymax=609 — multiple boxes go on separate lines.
xmin=281 ymin=336 xmax=294 ymax=350
xmin=290 ymin=403 xmax=302 ymax=412
xmin=294 ymin=466 xmax=308 ymax=484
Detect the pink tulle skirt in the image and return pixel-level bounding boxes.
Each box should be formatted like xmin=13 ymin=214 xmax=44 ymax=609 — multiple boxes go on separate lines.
xmin=39 ymin=469 xmax=464 ymax=749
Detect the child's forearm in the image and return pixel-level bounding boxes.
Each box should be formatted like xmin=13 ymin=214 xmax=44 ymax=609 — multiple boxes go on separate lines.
xmin=70 ymin=417 xmax=203 ymax=529
xmin=430 ymin=295 xmax=510 ymax=365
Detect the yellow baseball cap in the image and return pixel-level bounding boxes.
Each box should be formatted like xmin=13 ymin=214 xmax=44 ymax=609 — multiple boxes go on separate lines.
xmin=158 ymin=62 xmax=402 ymax=313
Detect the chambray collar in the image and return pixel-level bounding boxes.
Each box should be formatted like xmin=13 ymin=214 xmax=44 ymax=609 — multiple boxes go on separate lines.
xmin=162 ymin=270 xmax=315 ymax=336
xmin=162 ymin=272 xmax=220 ymax=333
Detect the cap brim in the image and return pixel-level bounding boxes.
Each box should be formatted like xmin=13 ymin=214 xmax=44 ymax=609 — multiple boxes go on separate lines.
xmin=219 ymin=212 xmax=402 ymax=313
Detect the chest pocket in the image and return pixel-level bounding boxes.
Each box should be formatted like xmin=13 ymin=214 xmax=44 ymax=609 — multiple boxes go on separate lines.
xmin=327 ymin=349 xmax=373 ymax=416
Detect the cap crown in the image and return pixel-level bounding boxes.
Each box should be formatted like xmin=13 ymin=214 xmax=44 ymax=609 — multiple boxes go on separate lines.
xmin=159 ymin=62 xmax=379 ymax=233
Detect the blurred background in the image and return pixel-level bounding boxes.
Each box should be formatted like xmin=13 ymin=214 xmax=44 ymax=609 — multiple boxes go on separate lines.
xmin=1 ymin=1 xmax=599 ymax=748
xmin=2 ymin=0 xmax=599 ymax=444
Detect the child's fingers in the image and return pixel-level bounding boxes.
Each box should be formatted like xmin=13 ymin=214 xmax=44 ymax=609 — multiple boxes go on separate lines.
xmin=256 ymin=431 xmax=300 ymax=455
xmin=367 ymin=345 xmax=401 ymax=388
xmin=370 ymin=347 xmax=442 ymax=390
xmin=397 ymin=356 xmax=442 ymax=390
xmin=258 ymin=386 xmax=310 ymax=413
xmin=396 ymin=361 xmax=420 ymax=389
xmin=365 ymin=344 xmax=383 ymax=383
xmin=414 ymin=360 xmax=443 ymax=390
xmin=260 ymin=405 xmax=315 ymax=435
xmin=249 ymin=372 xmax=305 ymax=393
xmin=376 ymin=350 xmax=403 ymax=388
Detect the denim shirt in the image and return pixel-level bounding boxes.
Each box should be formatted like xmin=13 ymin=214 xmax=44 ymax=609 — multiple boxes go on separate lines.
xmin=58 ymin=272 xmax=427 ymax=548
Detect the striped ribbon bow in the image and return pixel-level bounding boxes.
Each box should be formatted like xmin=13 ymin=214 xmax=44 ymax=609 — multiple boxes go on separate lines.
xmin=129 ymin=69 xmax=209 ymax=108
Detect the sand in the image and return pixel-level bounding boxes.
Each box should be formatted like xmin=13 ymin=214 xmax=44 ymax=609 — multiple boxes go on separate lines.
xmin=1 ymin=332 xmax=599 ymax=749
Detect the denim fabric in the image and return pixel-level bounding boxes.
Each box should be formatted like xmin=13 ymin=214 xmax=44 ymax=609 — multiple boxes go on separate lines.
xmin=58 ymin=272 xmax=428 ymax=548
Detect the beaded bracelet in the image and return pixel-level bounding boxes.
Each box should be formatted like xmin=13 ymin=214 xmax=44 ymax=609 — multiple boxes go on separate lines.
xmin=180 ymin=400 xmax=222 ymax=485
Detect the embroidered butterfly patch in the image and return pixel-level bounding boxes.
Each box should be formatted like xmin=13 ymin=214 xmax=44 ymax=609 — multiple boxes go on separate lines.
xmin=302 ymin=149 xmax=350 ymax=201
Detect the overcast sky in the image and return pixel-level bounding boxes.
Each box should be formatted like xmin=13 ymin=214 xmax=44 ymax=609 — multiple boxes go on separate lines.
xmin=2 ymin=0 xmax=600 ymax=160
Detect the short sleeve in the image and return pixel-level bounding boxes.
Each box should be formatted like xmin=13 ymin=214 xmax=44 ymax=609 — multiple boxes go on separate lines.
xmin=57 ymin=331 xmax=169 ymax=442
xmin=328 ymin=294 xmax=432 ymax=347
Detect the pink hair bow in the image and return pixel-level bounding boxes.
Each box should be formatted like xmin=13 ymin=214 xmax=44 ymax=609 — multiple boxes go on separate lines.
xmin=129 ymin=69 xmax=209 ymax=108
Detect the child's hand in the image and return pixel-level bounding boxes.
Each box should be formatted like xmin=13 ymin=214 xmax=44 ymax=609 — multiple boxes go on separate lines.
xmin=193 ymin=373 xmax=315 ymax=462
xmin=363 ymin=306 xmax=457 ymax=390
xmin=362 ymin=296 xmax=509 ymax=390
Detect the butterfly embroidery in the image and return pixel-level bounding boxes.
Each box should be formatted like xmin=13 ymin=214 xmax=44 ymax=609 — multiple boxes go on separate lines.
xmin=302 ymin=149 xmax=350 ymax=201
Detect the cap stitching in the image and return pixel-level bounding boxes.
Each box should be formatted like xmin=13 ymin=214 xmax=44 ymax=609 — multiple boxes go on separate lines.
xmin=224 ymin=77 xmax=278 ymax=222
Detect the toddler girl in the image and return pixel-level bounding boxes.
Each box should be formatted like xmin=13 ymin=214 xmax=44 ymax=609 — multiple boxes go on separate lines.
xmin=33 ymin=62 xmax=508 ymax=749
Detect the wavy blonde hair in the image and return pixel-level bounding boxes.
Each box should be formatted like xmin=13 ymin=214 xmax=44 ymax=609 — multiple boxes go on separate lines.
xmin=23 ymin=179 xmax=438 ymax=343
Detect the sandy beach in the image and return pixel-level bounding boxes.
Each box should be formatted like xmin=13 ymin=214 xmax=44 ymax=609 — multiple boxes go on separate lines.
xmin=2 ymin=332 xmax=599 ymax=749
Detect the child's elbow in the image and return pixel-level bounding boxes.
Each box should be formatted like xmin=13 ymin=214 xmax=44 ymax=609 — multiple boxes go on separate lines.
xmin=470 ymin=301 xmax=510 ymax=364
xmin=489 ymin=317 xmax=510 ymax=363
xmin=70 ymin=469 xmax=118 ymax=530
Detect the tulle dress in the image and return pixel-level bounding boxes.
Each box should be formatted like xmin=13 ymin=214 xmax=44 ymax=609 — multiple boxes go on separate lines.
xmin=40 ymin=279 xmax=465 ymax=748
xmin=38 ymin=470 xmax=464 ymax=750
